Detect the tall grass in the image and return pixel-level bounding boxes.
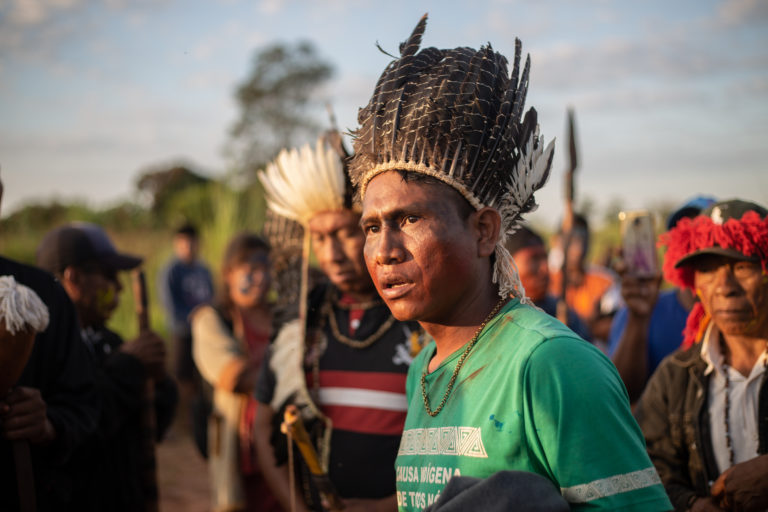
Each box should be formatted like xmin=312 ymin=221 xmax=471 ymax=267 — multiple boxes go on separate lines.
xmin=108 ymin=181 xmax=267 ymax=341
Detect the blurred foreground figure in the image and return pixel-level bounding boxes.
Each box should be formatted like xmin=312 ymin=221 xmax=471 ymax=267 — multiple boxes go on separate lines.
xmin=255 ymin=132 xmax=418 ymax=511
xmin=351 ymin=15 xmax=671 ymax=511
xmin=37 ymin=222 xmax=178 ymax=512
xmin=0 ymin=178 xmax=99 ymax=511
xmin=636 ymin=199 xmax=768 ymax=512
xmin=609 ymin=196 xmax=715 ymax=402
xmin=191 ymin=233 xmax=280 ymax=511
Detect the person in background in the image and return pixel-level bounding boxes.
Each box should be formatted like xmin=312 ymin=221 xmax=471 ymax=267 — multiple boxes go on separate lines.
xmin=504 ymin=225 xmax=591 ymax=341
xmin=609 ymin=196 xmax=716 ymax=403
xmin=255 ymin=134 xmax=418 ymax=512
xmin=636 ymin=199 xmax=768 ymax=511
xmin=159 ymin=223 xmax=214 ymax=396
xmin=0 ymin=178 xmax=99 ymax=511
xmin=37 ymin=222 xmax=178 ymax=512
xmin=191 ymin=233 xmax=280 ymax=512
xmin=549 ymin=213 xmax=622 ymax=349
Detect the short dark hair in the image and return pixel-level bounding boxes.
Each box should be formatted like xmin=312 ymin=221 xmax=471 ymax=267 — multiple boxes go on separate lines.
xmin=505 ymin=225 xmax=544 ymax=256
xmin=175 ymin=223 xmax=198 ymax=238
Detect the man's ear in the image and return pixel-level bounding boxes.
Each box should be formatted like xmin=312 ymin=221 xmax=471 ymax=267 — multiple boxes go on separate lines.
xmin=60 ymin=266 xmax=82 ymax=298
xmin=473 ymin=207 xmax=501 ymax=258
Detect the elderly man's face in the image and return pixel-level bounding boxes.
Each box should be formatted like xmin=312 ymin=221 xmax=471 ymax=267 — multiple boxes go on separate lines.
xmin=693 ymin=255 xmax=768 ymax=337
xmin=360 ymin=171 xmax=480 ymax=324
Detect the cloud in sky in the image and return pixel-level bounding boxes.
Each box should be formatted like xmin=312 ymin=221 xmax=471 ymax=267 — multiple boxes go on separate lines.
xmin=717 ymin=0 xmax=768 ymax=26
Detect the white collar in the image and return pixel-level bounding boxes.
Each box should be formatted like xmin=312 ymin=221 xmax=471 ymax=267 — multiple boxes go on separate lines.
xmin=700 ymin=323 xmax=724 ymax=377
xmin=700 ymin=323 xmax=768 ymax=380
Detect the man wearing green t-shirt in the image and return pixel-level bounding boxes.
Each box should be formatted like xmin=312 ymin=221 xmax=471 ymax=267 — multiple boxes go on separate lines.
xmin=349 ymin=15 xmax=672 ymax=511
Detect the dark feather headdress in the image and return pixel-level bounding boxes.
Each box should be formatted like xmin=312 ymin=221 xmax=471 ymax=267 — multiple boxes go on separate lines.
xmin=350 ymin=14 xmax=555 ymax=299
xmin=262 ymin=209 xmax=304 ymax=325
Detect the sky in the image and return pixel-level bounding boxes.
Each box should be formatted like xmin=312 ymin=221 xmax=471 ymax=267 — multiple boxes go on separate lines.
xmin=1 ymin=0 xmax=767 ymax=228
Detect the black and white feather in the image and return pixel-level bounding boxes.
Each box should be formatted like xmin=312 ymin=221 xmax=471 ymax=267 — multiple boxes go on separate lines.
xmin=350 ymin=14 xmax=555 ymax=299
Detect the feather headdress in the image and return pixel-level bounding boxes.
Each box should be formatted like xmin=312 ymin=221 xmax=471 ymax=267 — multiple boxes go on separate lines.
xmin=257 ymin=131 xmax=354 ymax=429
xmin=659 ymin=200 xmax=768 ymax=348
xmin=258 ymin=132 xmax=355 ymax=227
xmin=262 ymin=210 xmax=304 ymax=325
xmin=349 ymin=14 xmax=555 ymax=299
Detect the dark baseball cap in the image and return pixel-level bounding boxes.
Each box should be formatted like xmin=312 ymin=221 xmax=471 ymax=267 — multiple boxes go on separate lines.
xmin=36 ymin=222 xmax=142 ymax=275
xmin=674 ymin=199 xmax=768 ymax=269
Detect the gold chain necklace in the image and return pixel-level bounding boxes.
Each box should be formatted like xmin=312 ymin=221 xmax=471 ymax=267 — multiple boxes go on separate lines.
xmin=421 ymin=298 xmax=507 ymax=417
xmin=322 ymin=289 xmax=397 ymax=349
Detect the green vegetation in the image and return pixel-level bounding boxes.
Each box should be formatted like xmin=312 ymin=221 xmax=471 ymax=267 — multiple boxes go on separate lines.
xmin=0 ymin=177 xmax=267 ymax=341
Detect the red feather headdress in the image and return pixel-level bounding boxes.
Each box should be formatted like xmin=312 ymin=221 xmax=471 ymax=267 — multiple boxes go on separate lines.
xmin=659 ymin=210 xmax=768 ymax=348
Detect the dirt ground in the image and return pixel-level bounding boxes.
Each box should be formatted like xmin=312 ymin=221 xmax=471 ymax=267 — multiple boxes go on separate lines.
xmin=157 ymin=417 xmax=211 ymax=512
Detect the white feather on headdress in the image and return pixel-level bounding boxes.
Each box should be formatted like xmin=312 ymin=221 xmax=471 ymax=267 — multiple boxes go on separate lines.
xmin=0 ymin=275 xmax=49 ymax=335
xmin=258 ymin=137 xmax=349 ymax=227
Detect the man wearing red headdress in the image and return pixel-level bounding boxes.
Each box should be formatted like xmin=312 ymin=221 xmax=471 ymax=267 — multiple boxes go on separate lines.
xmin=636 ymin=199 xmax=768 ymax=512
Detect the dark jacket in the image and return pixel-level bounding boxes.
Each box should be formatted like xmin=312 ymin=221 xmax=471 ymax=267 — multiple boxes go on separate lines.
xmin=0 ymin=257 xmax=100 ymax=511
xmin=635 ymin=344 xmax=768 ymax=511
xmin=82 ymin=325 xmax=178 ymax=512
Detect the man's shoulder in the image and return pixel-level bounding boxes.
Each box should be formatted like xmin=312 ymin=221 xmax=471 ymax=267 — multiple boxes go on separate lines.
xmin=494 ymin=301 xmax=583 ymax=347
xmin=654 ymin=343 xmax=703 ymax=374
xmin=490 ymin=301 xmax=614 ymax=375
xmin=0 ymin=256 xmax=72 ymax=309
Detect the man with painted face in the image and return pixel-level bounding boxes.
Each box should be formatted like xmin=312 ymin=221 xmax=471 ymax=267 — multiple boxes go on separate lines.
xmin=37 ymin=222 xmax=178 ymax=512
xmin=636 ymin=199 xmax=768 ymax=512
xmin=351 ymin=15 xmax=671 ymax=511
xmin=254 ymin=133 xmax=419 ymax=512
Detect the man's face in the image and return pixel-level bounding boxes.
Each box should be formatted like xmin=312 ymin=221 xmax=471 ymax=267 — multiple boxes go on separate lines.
xmin=513 ymin=245 xmax=549 ymax=302
xmin=693 ymin=255 xmax=768 ymax=338
xmin=308 ymin=210 xmax=374 ymax=297
xmin=361 ymin=171 xmax=480 ymax=324
xmin=66 ymin=264 xmax=122 ymax=327
xmin=174 ymin=235 xmax=198 ymax=264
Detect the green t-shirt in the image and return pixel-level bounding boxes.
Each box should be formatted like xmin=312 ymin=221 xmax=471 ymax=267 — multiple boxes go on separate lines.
xmin=395 ymin=299 xmax=671 ymax=511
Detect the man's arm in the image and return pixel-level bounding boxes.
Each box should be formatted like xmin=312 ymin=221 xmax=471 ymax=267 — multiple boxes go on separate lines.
xmin=610 ymin=273 xmax=661 ymax=403
xmin=28 ymin=282 xmax=99 ymax=463
xmin=635 ymin=360 xmax=701 ymax=510
xmin=0 ymin=386 xmax=56 ymax=444
xmin=253 ymin=402 xmax=310 ymax=512
xmin=525 ymin=337 xmax=672 ymax=511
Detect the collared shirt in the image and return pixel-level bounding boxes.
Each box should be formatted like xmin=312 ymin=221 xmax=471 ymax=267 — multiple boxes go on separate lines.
xmin=700 ymin=323 xmax=767 ymax=473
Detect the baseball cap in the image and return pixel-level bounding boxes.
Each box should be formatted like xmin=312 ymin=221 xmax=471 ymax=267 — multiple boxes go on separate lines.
xmin=666 ymin=195 xmax=716 ymax=230
xmin=674 ymin=199 xmax=768 ymax=268
xmin=36 ymin=222 xmax=142 ymax=275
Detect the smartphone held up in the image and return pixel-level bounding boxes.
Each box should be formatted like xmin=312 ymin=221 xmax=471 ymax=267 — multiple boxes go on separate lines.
xmin=618 ymin=210 xmax=659 ymax=278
